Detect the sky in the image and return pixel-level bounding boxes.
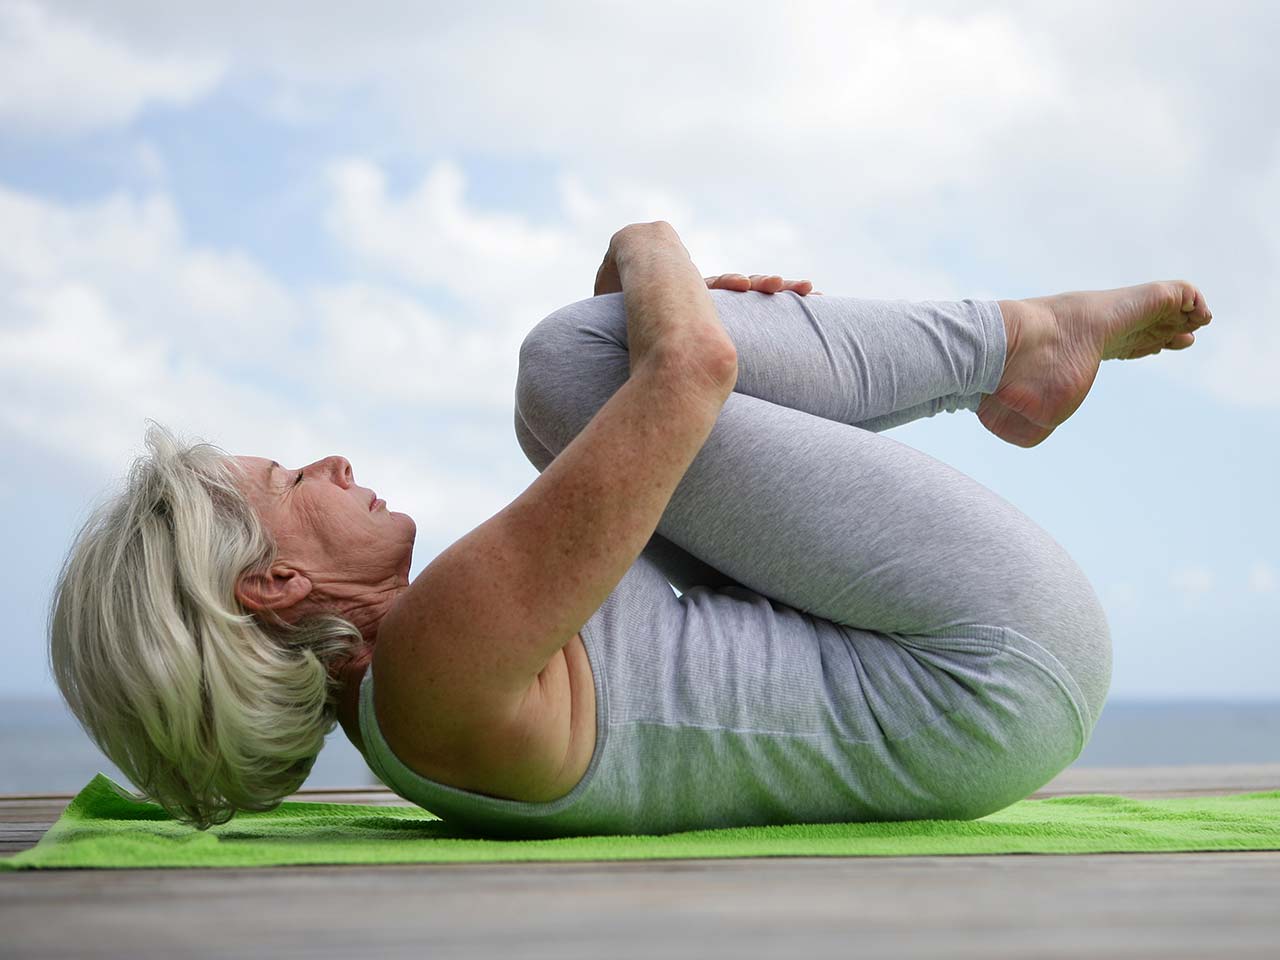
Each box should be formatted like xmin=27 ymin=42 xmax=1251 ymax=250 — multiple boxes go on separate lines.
xmin=0 ymin=0 xmax=1276 ymax=702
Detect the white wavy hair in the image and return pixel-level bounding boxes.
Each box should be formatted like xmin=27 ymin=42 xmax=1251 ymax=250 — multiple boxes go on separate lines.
xmin=48 ymin=421 xmax=364 ymax=830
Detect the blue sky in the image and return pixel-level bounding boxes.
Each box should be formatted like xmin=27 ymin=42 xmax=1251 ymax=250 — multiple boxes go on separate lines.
xmin=0 ymin=0 xmax=1276 ymax=702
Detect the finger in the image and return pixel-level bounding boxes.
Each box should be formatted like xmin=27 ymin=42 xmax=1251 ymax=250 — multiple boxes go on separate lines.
xmin=1192 ymin=288 xmax=1212 ymax=324
xmin=1166 ymin=332 xmax=1195 ymax=350
xmin=705 ymin=274 xmax=751 ymax=292
xmin=781 ymin=279 xmax=814 ymax=295
xmin=749 ymin=274 xmax=785 ymax=293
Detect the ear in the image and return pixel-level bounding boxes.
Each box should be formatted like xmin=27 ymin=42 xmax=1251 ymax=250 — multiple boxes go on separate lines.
xmin=235 ymin=565 xmax=313 ymax=615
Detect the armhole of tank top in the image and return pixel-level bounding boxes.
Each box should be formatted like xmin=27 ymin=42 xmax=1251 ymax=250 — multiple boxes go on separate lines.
xmin=356 ymin=618 xmax=611 ymax=815
xmin=356 ymin=660 xmax=393 ymax=788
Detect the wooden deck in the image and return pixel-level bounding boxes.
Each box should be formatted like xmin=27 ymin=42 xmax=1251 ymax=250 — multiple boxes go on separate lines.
xmin=2 ymin=764 xmax=1278 ymax=959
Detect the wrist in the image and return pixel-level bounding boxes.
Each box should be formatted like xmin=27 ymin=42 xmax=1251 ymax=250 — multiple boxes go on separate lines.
xmin=613 ymin=222 xmax=686 ymax=272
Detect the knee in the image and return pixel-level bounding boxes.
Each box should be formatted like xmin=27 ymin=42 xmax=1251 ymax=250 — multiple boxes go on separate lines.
xmin=1007 ymin=547 xmax=1114 ymax=733
xmin=1051 ymin=550 xmax=1112 ymax=727
xmin=1054 ymin=577 xmax=1112 ymax=734
xmin=516 ymin=298 xmax=631 ymax=451
xmin=518 ymin=295 xmax=628 ymax=368
xmin=513 ymin=406 xmax=553 ymax=473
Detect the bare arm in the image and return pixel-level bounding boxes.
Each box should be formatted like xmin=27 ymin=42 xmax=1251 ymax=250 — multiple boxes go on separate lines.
xmin=374 ymin=222 xmax=737 ymax=767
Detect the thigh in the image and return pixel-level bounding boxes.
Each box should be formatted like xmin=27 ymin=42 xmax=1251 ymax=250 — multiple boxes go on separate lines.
xmin=856 ymin=620 xmax=1094 ymax=819
xmin=662 ymin=392 xmax=1100 ymax=641
xmin=660 ymin=393 xmax=1112 ymax=731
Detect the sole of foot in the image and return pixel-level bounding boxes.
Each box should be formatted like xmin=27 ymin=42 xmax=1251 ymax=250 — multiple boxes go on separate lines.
xmin=977 ymin=280 xmax=1213 ymax=448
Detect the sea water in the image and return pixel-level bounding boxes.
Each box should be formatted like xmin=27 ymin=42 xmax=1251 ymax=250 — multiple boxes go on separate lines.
xmin=1 ymin=697 xmax=1277 ymax=794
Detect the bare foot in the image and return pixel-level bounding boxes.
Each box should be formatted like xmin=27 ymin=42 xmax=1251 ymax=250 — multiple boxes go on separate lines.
xmin=976 ymin=280 xmax=1214 ymax=447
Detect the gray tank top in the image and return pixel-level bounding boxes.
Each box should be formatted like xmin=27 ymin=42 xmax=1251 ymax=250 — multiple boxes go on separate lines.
xmin=357 ymin=554 xmax=1069 ymax=839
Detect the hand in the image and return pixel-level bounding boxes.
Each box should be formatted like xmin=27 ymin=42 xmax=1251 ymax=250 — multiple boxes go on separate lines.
xmin=594 ymin=222 xmax=823 ymax=297
xmin=594 ymin=238 xmax=624 ymax=297
xmin=594 ymin=222 xmax=685 ymax=297
xmin=599 ymin=222 xmax=738 ymax=385
xmin=704 ymin=274 xmax=822 ymax=295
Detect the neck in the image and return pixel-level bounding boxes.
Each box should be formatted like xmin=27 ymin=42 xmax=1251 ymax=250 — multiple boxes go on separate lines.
xmin=329 ymin=585 xmax=408 ymax=756
xmin=339 ymin=585 xmax=407 ymax=646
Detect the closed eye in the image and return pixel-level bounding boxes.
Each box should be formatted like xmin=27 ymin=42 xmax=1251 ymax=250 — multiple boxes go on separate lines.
xmin=294 ymin=470 xmax=304 ymax=486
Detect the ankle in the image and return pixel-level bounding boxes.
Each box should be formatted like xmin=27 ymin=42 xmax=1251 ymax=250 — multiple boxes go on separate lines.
xmin=988 ymin=300 xmax=1029 ymax=391
xmin=996 ymin=300 xmax=1026 ymax=373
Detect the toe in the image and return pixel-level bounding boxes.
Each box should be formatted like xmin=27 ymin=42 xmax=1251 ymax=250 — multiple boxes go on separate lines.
xmin=1166 ymin=332 xmax=1195 ymax=350
xmin=1173 ymin=279 xmax=1198 ymax=313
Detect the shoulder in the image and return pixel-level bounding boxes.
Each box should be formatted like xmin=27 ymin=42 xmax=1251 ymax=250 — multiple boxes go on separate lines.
xmin=359 ymin=617 xmax=591 ymax=803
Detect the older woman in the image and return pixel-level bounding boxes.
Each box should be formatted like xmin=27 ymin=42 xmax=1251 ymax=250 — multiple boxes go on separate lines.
xmin=49 ymin=221 xmax=1212 ymax=836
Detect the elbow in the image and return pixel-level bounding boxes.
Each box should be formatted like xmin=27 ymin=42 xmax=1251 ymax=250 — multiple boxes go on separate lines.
xmin=644 ymin=335 xmax=739 ymax=399
xmin=702 ymin=342 xmax=739 ymax=391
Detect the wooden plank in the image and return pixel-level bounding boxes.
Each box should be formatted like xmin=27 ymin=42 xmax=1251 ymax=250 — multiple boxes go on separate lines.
xmin=0 ymin=800 xmax=71 ymax=825
xmin=2 ymin=852 xmax=1278 ymax=959
xmin=2 ymin=767 xmax=1277 ymax=959
xmin=1028 ymin=762 xmax=1280 ymax=798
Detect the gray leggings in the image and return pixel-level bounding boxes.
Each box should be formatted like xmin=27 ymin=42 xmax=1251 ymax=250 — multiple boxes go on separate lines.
xmin=514 ymin=289 xmax=1112 ymax=734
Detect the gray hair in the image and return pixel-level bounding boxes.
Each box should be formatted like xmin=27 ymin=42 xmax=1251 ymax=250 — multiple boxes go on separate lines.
xmin=48 ymin=421 xmax=364 ymax=830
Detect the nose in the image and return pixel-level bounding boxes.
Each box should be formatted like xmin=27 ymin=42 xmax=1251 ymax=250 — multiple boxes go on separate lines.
xmin=307 ymin=455 xmax=353 ymax=487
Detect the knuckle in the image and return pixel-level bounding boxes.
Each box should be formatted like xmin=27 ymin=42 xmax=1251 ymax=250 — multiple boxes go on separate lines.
xmin=616 ymin=220 xmax=673 ymax=240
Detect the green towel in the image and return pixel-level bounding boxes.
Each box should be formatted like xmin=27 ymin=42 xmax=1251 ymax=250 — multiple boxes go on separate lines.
xmin=4 ymin=773 xmax=1279 ymax=870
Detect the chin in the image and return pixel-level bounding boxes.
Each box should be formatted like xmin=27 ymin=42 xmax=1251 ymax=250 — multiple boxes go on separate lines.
xmin=394 ymin=513 xmax=417 ymax=561
xmin=396 ymin=511 xmax=417 ymax=539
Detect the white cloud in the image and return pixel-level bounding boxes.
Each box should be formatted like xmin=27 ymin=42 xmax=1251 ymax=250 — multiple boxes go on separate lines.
xmin=1193 ymin=133 xmax=1280 ymax=408
xmin=0 ymin=1 xmax=223 ymax=136
xmin=326 ymin=158 xmax=572 ymax=305
xmin=218 ymin=1 xmax=1271 ymax=408
xmin=0 ymin=187 xmax=299 ymax=366
xmin=1248 ymin=562 xmax=1277 ymax=594
xmin=310 ymin=282 xmax=518 ymax=410
xmin=0 ymin=181 xmax=525 ymax=550
xmin=323 ymin=151 xmax=963 ymax=347
xmin=1168 ymin=565 xmax=1214 ymax=596
xmin=322 ymin=155 xmax=930 ymax=372
xmin=20 ymin=2 xmax=1274 ymax=410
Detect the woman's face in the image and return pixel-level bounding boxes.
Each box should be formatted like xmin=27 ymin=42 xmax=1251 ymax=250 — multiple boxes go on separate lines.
xmin=231 ymin=454 xmax=416 ymax=598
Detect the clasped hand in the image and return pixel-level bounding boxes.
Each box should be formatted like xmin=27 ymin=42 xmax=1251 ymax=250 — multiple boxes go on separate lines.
xmin=702 ymin=274 xmax=820 ymax=296
xmin=593 ymin=222 xmax=820 ymax=297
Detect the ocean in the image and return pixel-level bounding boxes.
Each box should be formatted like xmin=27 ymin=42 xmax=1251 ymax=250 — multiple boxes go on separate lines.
xmin=1 ymin=697 xmax=1277 ymax=795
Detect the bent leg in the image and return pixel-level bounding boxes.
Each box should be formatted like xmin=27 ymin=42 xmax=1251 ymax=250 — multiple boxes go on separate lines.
xmin=515 ymin=289 xmax=1000 ymax=591
xmin=566 ymin=290 xmax=1008 ymax=429
xmin=516 ymin=290 xmax=1112 ymax=727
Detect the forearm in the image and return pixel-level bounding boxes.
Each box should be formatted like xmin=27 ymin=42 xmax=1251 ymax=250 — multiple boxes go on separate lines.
xmin=610 ymin=223 xmax=739 ymax=386
xmin=484 ymin=234 xmax=737 ymax=670
xmin=501 ymin=356 xmax=730 ymax=659
xmin=514 ymin=386 xmax=743 ymax=595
